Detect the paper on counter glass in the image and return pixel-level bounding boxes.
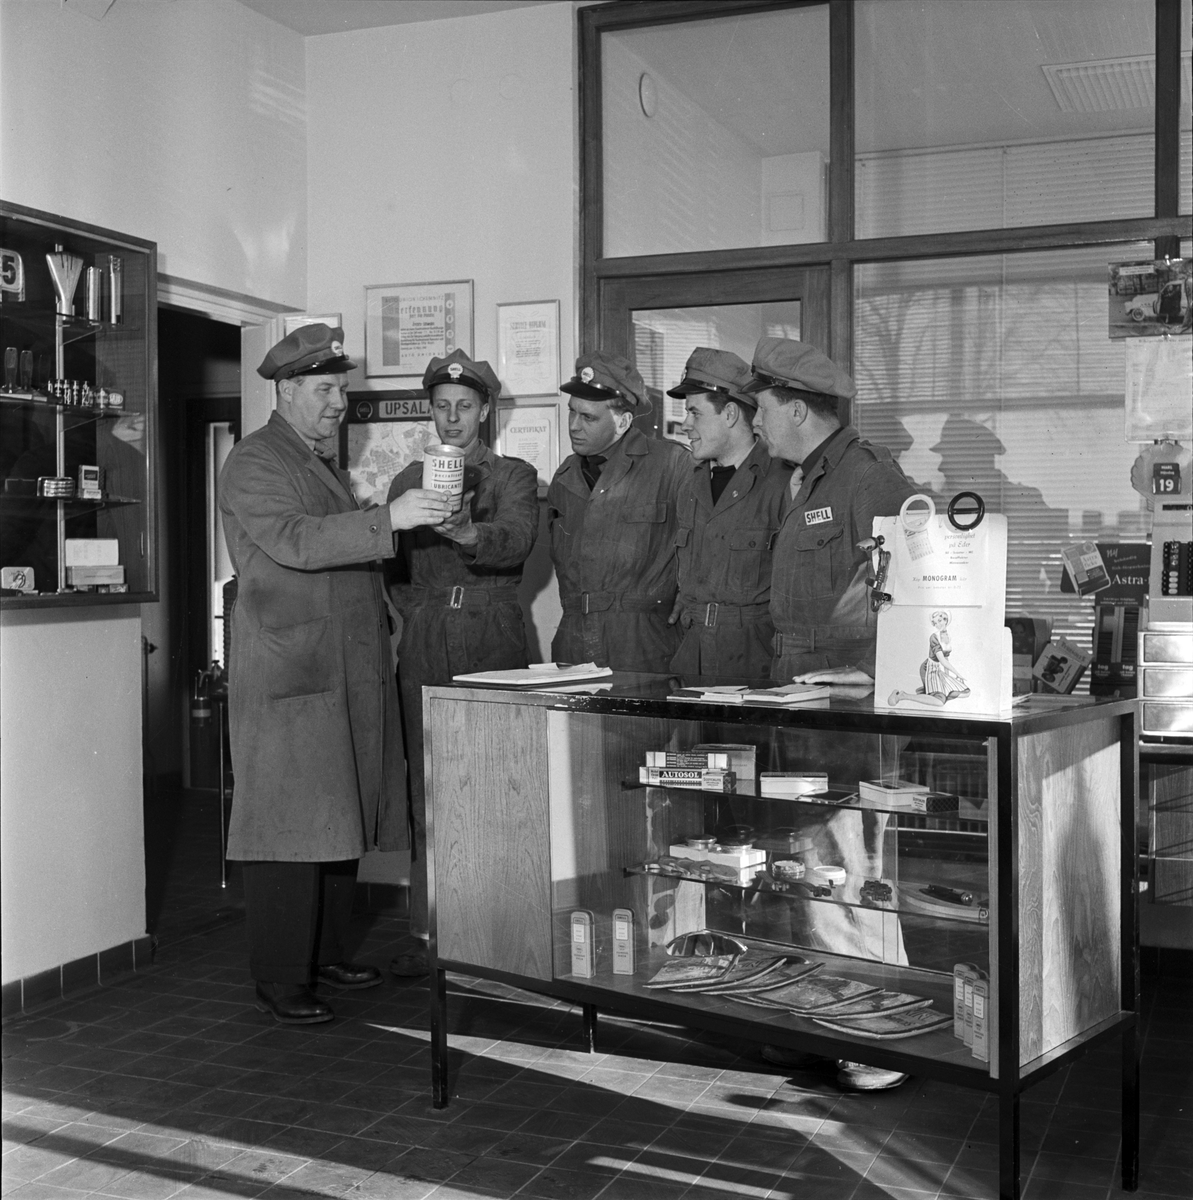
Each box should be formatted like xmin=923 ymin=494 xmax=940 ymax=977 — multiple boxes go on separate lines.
xmin=451 ymin=662 xmax=613 ymax=686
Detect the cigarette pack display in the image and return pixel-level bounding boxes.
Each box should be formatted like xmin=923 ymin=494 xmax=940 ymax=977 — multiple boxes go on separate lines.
xmin=759 ymin=771 xmax=830 ymax=798
xmin=645 ymin=750 xmax=730 ymax=769
xmin=692 ymin=743 xmax=757 ymax=795
xmin=639 ymin=766 xmax=737 ymax=792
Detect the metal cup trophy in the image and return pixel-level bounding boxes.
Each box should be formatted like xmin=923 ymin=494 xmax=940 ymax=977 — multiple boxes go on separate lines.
xmin=46 ymin=245 xmax=84 ymax=318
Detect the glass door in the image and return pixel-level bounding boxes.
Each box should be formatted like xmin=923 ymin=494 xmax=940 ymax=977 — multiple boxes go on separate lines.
xmin=596 ymin=266 xmax=832 ymax=437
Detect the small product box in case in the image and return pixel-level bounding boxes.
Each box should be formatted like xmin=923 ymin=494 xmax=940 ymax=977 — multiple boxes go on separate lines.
xmin=645 ymin=750 xmax=730 ymax=770
xmin=1 ymin=566 xmax=36 ymax=593
xmin=67 ymin=565 xmax=126 ymax=589
xmin=693 ymin=743 xmax=757 ymax=795
xmin=859 ymin=779 xmax=931 ymax=808
xmin=64 ymin=538 xmax=120 ymax=567
xmin=759 ymin=771 xmax=829 ymax=798
xmin=570 ymin=910 xmax=595 ymax=978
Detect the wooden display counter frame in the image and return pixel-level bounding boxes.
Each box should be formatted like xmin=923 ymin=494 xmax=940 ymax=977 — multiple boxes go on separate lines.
xmin=424 ymin=679 xmax=1140 ymax=1200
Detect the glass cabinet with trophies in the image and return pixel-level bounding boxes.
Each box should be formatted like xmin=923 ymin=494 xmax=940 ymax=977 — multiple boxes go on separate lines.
xmin=424 ymin=675 xmax=1139 ymax=1200
xmin=0 ymin=202 xmax=157 ymax=607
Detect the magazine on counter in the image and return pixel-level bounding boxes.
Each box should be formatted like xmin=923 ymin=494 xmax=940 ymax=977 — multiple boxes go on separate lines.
xmin=735 ymin=974 xmax=881 ymax=1013
xmin=643 ymin=954 xmax=739 ymax=989
xmin=813 ymin=1006 xmax=953 ymax=1039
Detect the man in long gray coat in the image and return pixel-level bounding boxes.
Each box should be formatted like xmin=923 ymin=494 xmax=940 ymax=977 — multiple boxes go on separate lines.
xmin=220 ymin=324 xmax=451 ymax=1025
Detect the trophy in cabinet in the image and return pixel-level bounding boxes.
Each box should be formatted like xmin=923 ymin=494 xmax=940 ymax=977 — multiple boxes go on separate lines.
xmin=46 ymin=245 xmax=84 ymax=317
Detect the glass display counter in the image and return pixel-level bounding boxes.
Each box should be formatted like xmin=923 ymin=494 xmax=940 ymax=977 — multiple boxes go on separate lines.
xmin=0 ymin=202 xmax=157 ymax=607
xmin=425 ymin=673 xmax=1139 ymax=1200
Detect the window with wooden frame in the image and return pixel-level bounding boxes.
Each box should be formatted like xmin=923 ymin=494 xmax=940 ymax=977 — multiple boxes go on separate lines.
xmin=579 ymin=0 xmax=1191 ymax=670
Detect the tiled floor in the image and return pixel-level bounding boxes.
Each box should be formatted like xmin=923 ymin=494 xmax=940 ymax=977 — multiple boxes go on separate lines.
xmin=4 ymin=793 xmax=1192 ymax=1199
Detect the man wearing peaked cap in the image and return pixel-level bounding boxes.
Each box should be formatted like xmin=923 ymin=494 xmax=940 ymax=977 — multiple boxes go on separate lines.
xmin=744 ymin=336 xmax=915 ymax=684
xmin=665 ymin=347 xmax=792 ymax=679
xmin=219 ymin=324 xmax=454 ymax=1024
xmin=548 ymin=349 xmax=689 ymax=671
xmin=384 ymin=349 xmax=538 ymax=976
xmin=744 ymin=337 xmax=916 ymax=1092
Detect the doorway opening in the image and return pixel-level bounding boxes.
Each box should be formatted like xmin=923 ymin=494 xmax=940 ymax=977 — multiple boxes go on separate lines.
xmin=145 ymin=307 xmax=241 ymax=939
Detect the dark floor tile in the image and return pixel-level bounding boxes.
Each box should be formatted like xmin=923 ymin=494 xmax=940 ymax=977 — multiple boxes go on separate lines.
xmin=388 ymin=1145 xmax=477 ymax=1183
xmin=448 ymin=1155 xmax=542 ymax=1196
xmin=485 ymin=1131 xmax=571 ymax=1168
xmin=515 ymin=1164 xmax=609 ymax=1200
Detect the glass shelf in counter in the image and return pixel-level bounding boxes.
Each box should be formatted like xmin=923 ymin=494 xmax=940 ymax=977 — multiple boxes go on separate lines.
xmin=0 ymin=493 xmax=142 ymax=515
xmin=0 ymin=391 xmax=125 ymax=420
xmin=628 ymin=860 xmax=990 ymax=924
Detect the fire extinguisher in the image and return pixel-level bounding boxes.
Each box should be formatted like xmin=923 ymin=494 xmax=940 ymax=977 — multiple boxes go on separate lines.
xmin=191 ymin=669 xmax=212 ymax=725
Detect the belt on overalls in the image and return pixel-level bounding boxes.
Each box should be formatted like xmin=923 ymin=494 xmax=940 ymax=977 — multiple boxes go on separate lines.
xmin=682 ymin=600 xmax=771 ymax=629
xmin=409 ymin=585 xmax=521 ymax=609
xmin=561 ymin=591 xmax=670 ymax=616
xmin=774 ymin=627 xmax=871 ymax=656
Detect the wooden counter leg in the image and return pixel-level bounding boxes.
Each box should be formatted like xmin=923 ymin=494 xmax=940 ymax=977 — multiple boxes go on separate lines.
xmin=582 ymin=1003 xmax=598 ymax=1053
xmin=1122 ymin=1023 xmax=1140 ymax=1191
xmin=431 ymin=966 xmax=449 ymax=1108
xmin=999 ymin=1090 xmax=1021 ymax=1200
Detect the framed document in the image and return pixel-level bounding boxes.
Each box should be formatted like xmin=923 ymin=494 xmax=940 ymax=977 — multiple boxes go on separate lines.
xmin=496 ymin=300 xmax=561 ymax=397
xmin=364 ymin=281 xmax=474 ymax=379
xmin=497 ymin=403 xmax=559 ymax=492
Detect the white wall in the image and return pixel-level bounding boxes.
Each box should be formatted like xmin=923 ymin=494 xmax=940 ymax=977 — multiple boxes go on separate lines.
xmin=305 ymin=0 xmax=578 ymax=660
xmin=0 ymin=0 xmax=309 ymax=984
xmin=0 ymin=0 xmax=308 ymax=304
xmin=1 ymin=610 xmax=144 ymax=981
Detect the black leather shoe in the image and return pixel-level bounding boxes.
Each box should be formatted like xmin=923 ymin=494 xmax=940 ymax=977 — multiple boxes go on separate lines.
xmin=254 ymin=983 xmax=334 ymax=1024
xmin=316 ymin=962 xmax=383 ymax=990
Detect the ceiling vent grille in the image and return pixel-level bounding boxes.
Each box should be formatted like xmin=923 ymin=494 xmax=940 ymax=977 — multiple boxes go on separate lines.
xmin=1042 ymin=53 xmax=1192 ymax=112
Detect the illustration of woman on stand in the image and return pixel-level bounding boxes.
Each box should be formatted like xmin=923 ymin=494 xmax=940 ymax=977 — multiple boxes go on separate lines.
xmin=888 ymin=610 xmax=971 ymax=707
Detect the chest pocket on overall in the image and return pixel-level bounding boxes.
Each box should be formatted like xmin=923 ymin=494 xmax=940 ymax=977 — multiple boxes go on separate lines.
xmin=790 ymin=521 xmax=845 ymax=599
xmin=726 ymin=528 xmax=770 ymax=592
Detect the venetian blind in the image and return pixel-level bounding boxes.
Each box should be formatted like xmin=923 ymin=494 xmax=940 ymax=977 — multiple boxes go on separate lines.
xmin=853 ymin=242 xmax=1167 ymax=682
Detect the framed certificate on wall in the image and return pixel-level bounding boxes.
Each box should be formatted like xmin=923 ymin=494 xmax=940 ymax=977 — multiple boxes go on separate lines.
xmin=364 ymin=281 xmax=474 ymax=379
xmin=497 ymin=300 xmax=561 ymax=397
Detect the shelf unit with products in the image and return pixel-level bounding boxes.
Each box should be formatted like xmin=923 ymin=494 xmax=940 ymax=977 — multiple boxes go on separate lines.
xmin=0 ymin=202 xmax=157 ymax=607
xmin=425 ymin=674 xmax=1139 ymax=1200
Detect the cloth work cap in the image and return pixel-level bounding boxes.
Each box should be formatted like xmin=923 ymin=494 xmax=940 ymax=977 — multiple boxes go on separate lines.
xmin=423 ymin=348 xmax=501 ymax=401
xmin=666 ymin=347 xmax=756 ymax=410
xmin=741 ymin=336 xmax=857 ymax=400
xmin=562 ymin=350 xmax=649 ymax=411
xmin=257 ymin=323 xmax=357 ymax=381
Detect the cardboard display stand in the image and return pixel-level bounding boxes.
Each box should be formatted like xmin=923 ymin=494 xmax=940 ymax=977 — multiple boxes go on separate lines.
xmin=873 ymin=495 xmax=1013 ymax=715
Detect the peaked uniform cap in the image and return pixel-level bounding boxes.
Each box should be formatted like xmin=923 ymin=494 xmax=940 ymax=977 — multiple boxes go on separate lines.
xmin=666 ymin=346 xmax=756 ymax=409
xmin=561 ymin=350 xmax=649 ymax=412
xmin=423 ymin=349 xmax=501 ymax=401
xmin=257 ymin=323 xmax=357 ymax=381
xmin=742 ymin=337 xmax=857 ymax=400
